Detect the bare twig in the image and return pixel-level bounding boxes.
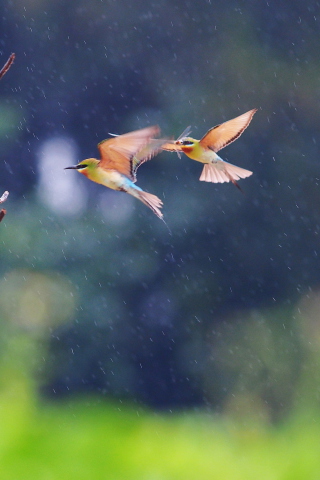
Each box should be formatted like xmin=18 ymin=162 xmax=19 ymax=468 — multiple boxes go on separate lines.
xmin=0 ymin=53 xmax=14 ymax=223
xmin=0 ymin=53 xmax=15 ymax=80
xmin=0 ymin=210 xmax=6 ymax=222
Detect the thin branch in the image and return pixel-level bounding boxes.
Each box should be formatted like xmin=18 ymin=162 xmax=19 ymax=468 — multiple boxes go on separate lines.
xmin=0 ymin=209 xmax=6 ymax=222
xmin=0 ymin=53 xmax=14 ymax=223
xmin=0 ymin=53 xmax=15 ymax=80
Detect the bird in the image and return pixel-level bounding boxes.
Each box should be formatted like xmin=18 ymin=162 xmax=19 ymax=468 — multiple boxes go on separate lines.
xmin=162 ymin=109 xmax=257 ymax=190
xmin=65 ymin=126 xmax=167 ymax=219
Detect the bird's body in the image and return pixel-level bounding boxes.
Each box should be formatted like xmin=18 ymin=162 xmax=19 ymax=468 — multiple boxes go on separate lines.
xmin=78 ymin=159 xmax=131 ymax=189
xmin=65 ymin=126 xmax=166 ymax=219
xmin=162 ymin=109 xmax=257 ymax=189
xmin=178 ymin=141 xmax=219 ymax=163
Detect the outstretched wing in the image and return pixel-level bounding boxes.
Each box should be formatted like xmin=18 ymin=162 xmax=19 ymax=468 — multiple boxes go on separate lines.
xmin=131 ymin=138 xmax=168 ymax=182
xmin=200 ymin=109 xmax=257 ymax=153
xmin=97 ymin=125 xmax=160 ymax=179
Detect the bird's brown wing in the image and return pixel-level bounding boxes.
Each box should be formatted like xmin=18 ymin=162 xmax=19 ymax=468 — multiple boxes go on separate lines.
xmin=200 ymin=109 xmax=257 ymax=153
xmin=131 ymin=138 xmax=169 ymax=182
xmin=97 ymin=125 xmax=160 ymax=179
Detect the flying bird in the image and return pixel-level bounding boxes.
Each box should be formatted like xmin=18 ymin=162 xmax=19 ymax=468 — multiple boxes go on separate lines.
xmin=162 ymin=109 xmax=257 ymax=190
xmin=65 ymin=126 xmax=166 ymax=219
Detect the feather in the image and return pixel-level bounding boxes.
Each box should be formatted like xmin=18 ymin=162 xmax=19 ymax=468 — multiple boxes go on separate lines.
xmin=200 ymin=109 xmax=257 ymax=152
xmin=199 ymin=162 xmax=252 ymax=184
xmin=136 ymin=190 xmax=163 ymax=219
xmin=97 ymin=126 xmax=160 ymax=179
xmin=131 ymin=138 xmax=169 ymax=182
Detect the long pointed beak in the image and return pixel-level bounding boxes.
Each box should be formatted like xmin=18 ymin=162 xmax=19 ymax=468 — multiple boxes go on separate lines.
xmin=64 ymin=165 xmax=78 ymax=170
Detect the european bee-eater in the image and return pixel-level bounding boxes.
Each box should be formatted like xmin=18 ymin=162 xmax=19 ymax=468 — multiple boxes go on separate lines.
xmin=65 ymin=126 xmax=166 ymax=219
xmin=162 ymin=109 xmax=257 ymax=190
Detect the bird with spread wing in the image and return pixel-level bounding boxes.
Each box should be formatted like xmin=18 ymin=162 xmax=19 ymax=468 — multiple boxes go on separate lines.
xmin=65 ymin=126 xmax=167 ymax=219
xmin=162 ymin=109 xmax=257 ymax=190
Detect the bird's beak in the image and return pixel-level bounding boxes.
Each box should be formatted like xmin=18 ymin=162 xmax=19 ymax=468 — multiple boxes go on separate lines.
xmin=64 ymin=165 xmax=78 ymax=170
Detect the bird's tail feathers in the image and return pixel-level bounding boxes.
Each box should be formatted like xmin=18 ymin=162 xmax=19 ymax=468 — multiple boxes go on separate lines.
xmin=137 ymin=190 xmax=164 ymax=220
xmin=199 ymin=163 xmax=252 ymax=184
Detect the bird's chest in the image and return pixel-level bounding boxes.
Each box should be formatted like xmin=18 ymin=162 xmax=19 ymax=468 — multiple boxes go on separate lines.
xmin=183 ymin=144 xmax=214 ymax=164
xmin=96 ymin=169 xmax=127 ymax=191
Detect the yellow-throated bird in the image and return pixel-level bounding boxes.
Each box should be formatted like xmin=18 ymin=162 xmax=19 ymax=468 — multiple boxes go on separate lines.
xmin=162 ymin=109 xmax=257 ymax=190
xmin=65 ymin=126 xmax=167 ymax=219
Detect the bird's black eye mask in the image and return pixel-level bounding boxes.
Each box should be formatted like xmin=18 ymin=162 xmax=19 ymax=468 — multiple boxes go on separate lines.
xmin=76 ymin=164 xmax=88 ymax=169
xmin=181 ymin=140 xmax=194 ymax=146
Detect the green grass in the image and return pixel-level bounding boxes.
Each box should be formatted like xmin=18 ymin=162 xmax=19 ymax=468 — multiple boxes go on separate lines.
xmin=0 ymin=389 xmax=320 ymax=480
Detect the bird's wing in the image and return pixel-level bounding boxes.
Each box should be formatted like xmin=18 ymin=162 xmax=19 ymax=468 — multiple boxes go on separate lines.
xmin=131 ymin=138 xmax=168 ymax=182
xmin=200 ymin=109 xmax=257 ymax=152
xmin=97 ymin=125 xmax=160 ymax=179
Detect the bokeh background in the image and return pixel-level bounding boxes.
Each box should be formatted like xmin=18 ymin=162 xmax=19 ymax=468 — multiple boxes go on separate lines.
xmin=1 ymin=0 xmax=320 ymax=478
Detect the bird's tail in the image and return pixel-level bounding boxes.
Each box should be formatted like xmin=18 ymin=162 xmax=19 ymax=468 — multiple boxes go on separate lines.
xmin=136 ymin=189 xmax=164 ymax=220
xmin=199 ymin=162 xmax=252 ymax=188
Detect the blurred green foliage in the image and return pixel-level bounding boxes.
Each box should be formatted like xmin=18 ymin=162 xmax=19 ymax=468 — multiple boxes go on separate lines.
xmin=1 ymin=381 xmax=320 ymax=479
xmin=2 ymin=197 xmax=320 ymax=419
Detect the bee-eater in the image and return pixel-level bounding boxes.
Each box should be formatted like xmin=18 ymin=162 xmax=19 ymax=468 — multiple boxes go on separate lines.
xmin=162 ymin=109 xmax=257 ymax=190
xmin=65 ymin=126 xmax=166 ymax=219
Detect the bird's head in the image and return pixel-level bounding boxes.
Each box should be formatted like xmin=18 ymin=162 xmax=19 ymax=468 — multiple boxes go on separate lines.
xmin=175 ymin=137 xmax=195 ymax=147
xmin=65 ymin=158 xmax=99 ymax=177
xmin=173 ymin=125 xmax=196 ymax=152
xmin=161 ymin=127 xmax=196 ymax=157
xmin=174 ymin=136 xmax=197 ymax=154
